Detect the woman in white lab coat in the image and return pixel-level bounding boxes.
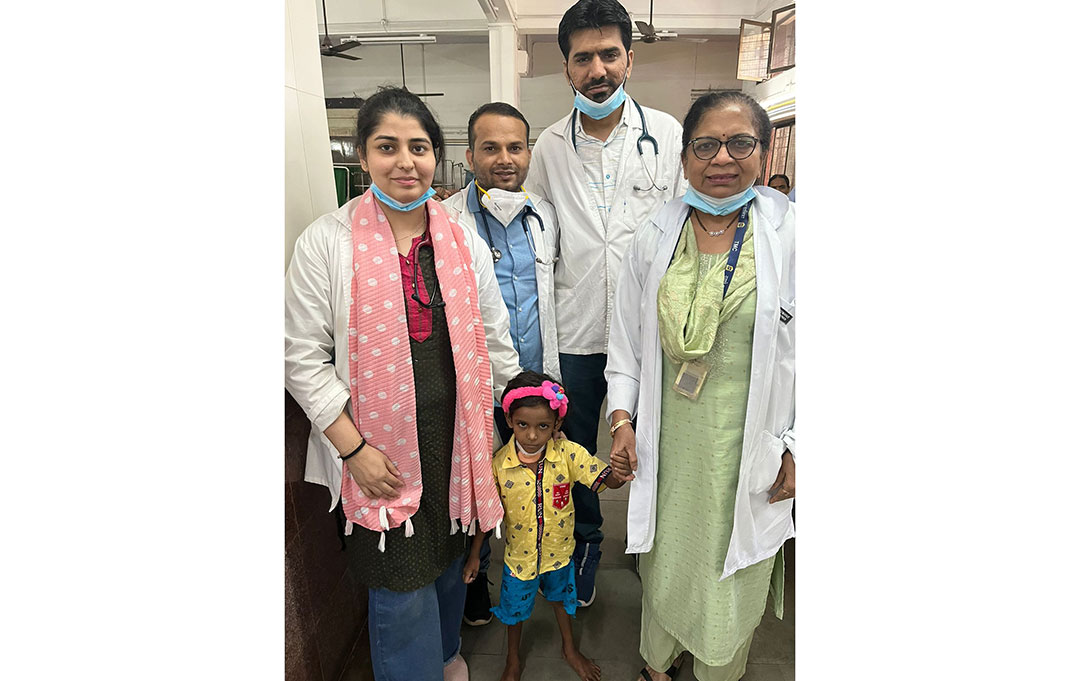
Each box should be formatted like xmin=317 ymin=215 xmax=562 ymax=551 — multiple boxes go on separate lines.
xmin=285 ymin=87 xmax=519 ymax=681
xmin=606 ymin=91 xmax=795 ymax=681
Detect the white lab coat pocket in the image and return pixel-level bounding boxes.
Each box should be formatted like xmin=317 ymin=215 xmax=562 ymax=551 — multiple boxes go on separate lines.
xmin=623 ymin=171 xmax=671 ymax=226
xmin=749 ymin=431 xmax=787 ymax=495
xmin=534 ymin=256 xmax=555 ymax=277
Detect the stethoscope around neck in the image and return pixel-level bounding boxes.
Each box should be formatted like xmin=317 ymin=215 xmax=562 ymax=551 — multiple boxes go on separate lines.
xmin=475 ymin=191 xmax=550 ymax=266
xmin=570 ymin=98 xmax=667 ymax=192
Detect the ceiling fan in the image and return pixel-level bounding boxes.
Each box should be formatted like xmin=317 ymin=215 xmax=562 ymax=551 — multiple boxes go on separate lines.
xmin=319 ymin=0 xmax=361 ymax=60
xmin=634 ymin=0 xmax=707 ymax=44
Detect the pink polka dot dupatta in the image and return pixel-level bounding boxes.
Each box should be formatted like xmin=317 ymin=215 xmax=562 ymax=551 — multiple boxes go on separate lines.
xmin=342 ymin=190 xmax=504 ymax=551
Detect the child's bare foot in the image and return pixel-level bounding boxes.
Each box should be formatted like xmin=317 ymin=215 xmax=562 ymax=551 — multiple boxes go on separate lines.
xmin=563 ymin=646 xmax=601 ymax=681
xmin=499 ymin=657 xmax=522 ymax=681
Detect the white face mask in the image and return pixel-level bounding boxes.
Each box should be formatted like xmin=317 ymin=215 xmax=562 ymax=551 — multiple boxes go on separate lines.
xmin=478 ymin=186 xmax=530 ymax=227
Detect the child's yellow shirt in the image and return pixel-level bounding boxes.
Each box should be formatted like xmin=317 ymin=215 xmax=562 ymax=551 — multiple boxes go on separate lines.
xmin=492 ymin=436 xmax=612 ymax=580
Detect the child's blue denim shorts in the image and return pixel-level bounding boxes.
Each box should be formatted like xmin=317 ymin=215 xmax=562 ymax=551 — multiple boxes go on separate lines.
xmin=491 ymin=563 xmax=577 ymax=625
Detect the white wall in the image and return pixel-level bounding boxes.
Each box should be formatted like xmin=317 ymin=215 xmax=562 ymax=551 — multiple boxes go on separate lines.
xmin=318 ymin=0 xmax=488 ymax=33
xmin=286 ymin=0 xmax=338 ymax=271
xmin=317 ymin=0 xmax=760 ymax=33
xmin=319 ymin=36 xmax=740 ymax=139
xmin=521 ymin=37 xmax=741 ymax=132
xmin=513 ymin=0 xmax=760 ymax=33
xmin=321 ymin=42 xmax=490 ymax=143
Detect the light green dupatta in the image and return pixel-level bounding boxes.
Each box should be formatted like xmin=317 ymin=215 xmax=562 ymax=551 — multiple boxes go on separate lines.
xmin=657 ymin=213 xmax=756 ymax=363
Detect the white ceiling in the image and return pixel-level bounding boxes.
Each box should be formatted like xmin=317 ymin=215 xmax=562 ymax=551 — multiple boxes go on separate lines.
xmin=317 ymin=0 xmax=769 ymax=39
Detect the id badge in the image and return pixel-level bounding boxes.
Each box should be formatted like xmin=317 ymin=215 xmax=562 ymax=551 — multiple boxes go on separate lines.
xmin=673 ymin=360 xmax=710 ymax=400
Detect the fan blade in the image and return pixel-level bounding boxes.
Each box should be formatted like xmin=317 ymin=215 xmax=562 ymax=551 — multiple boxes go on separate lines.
xmin=413 ymin=93 xmax=445 ymax=97
xmin=331 ymin=40 xmax=361 ymax=52
xmin=322 ymin=50 xmax=362 ymax=60
xmin=634 ymin=21 xmax=655 ymax=35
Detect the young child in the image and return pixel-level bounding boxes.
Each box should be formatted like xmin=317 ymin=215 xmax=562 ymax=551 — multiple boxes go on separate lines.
xmin=462 ymin=370 xmax=627 ymax=681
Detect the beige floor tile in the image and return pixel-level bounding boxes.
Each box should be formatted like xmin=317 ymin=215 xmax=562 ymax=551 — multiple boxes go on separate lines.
xmin=741 ymin=662 xmax=796 ymax=681
xmin=597 ymin=499 xmax=636 ymax=569
xmin=463 ymin=651 xmax=647 ymax=681
xmin=461 ymin=414 xmax=796 ymax=680
xmin=460 ymin=612 xmax=507 ymax=657
xmin=578 ymin=567 xmax=643 ymax=654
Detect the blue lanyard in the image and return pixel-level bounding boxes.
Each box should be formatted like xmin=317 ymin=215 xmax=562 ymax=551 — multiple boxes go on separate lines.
xmin=721 ymin=201 xmax=752 ymax=300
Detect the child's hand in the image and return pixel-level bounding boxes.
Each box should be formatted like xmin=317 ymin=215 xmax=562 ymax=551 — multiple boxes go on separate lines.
xmin=609 ymin=449 xmax=636 ymax=482
xmin=463 ymin=555 xmax=480 ymax=584
xmin=605 ymin=465 xmax=629 ymax=489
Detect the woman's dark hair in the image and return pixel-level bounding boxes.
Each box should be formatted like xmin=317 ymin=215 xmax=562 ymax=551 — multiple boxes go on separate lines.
xmin=557 ymin=0 xmax=633 ymax=60
xmin=681 ymin=91 xmax=773 ymax=158
xmin=769 ymin=174 xmax=790 ymax=184
xmin=501 ymin=370 xmax=569 ymax=419
xmin=467 ymin=102 xmax=530 ymax=150
xmin=355 ymin=86 xmax=444 ymax=162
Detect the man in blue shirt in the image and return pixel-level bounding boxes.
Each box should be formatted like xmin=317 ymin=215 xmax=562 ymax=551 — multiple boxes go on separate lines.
xmin=442 ymin=102 xmax=560 ymax=626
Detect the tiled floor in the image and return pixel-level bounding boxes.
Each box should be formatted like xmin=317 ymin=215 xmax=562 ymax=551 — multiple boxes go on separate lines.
xmin=460 ymin=421 xmax=795 ymax=681
xmin=334 ymin=417 xmax=795 ymax=681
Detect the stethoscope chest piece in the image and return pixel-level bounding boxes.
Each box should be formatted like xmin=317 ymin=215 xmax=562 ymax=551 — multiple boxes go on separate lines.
xmin=491 ymin=247 xmax=502 ymax=263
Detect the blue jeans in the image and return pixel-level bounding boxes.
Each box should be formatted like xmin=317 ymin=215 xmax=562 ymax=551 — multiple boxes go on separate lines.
xmin=368 ymin=554 xmax=466 ymax=681
xmin=558 ymin=352 xmax=606 ymax=544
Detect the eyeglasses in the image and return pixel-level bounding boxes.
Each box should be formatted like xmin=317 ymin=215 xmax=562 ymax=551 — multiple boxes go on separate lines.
xmin=686 ymin=135 xmax=759 ymax=161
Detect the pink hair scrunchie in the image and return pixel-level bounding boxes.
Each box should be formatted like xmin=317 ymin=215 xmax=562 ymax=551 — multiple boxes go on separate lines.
xmin=501 ymin=380 xmax=569 ymax=418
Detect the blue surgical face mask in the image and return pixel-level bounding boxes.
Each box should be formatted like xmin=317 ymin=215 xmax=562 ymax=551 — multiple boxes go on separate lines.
xmin=681 ymin=185 xmax=757 ymax=216
xmin=370 ymin=183 xmax=436 ymax=212
xmin=572 ymin=79 xmax=628 ymax=120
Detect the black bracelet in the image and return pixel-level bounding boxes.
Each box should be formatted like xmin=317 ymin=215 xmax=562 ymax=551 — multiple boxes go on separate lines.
xmin=340 ymin=438 xmax=366 ymax=461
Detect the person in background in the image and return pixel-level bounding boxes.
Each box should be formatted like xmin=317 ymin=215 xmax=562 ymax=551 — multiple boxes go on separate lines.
xmin=767 ymin=173 xmax=790 ymax=195
xmin=764 ymin=172 xmax=790 ymax=194
xmin=607 ymin=91 xmax=795 ymax=681
xmin=463 ymin=370 xmax=628 ymax=681
xmin=285 ymin=86 xmax=521 ymax=681
xmin=527 ymin=0 xmax=686 ymax=609
xmin=442 ymin=101 xmax=561 ymax=626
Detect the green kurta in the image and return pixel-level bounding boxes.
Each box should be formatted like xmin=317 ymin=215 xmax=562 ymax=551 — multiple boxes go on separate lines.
xmin=640 ymin=217 xmax=783 ymax=681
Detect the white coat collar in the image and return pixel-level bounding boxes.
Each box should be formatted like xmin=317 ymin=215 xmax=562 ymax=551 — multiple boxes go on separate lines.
xmin=652 ymin=185 xmax=790 ymax=236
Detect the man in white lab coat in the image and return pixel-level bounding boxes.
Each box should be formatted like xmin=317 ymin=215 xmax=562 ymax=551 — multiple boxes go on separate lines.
xmin=528 ymin=0 xmax=686 ymax=608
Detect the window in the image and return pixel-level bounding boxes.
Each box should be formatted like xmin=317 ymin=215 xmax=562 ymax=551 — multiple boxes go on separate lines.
xmin=768 ymin=4 xmax=796 ymax=74
xmin=737 ymin=19 xmax=772 ymax=82
xmin=762 ymin=120 xmax=795 ymax=187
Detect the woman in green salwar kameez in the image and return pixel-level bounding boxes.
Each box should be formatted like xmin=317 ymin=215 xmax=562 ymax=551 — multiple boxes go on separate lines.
xmin=607 ymin=92 xmax=796 ymax=681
